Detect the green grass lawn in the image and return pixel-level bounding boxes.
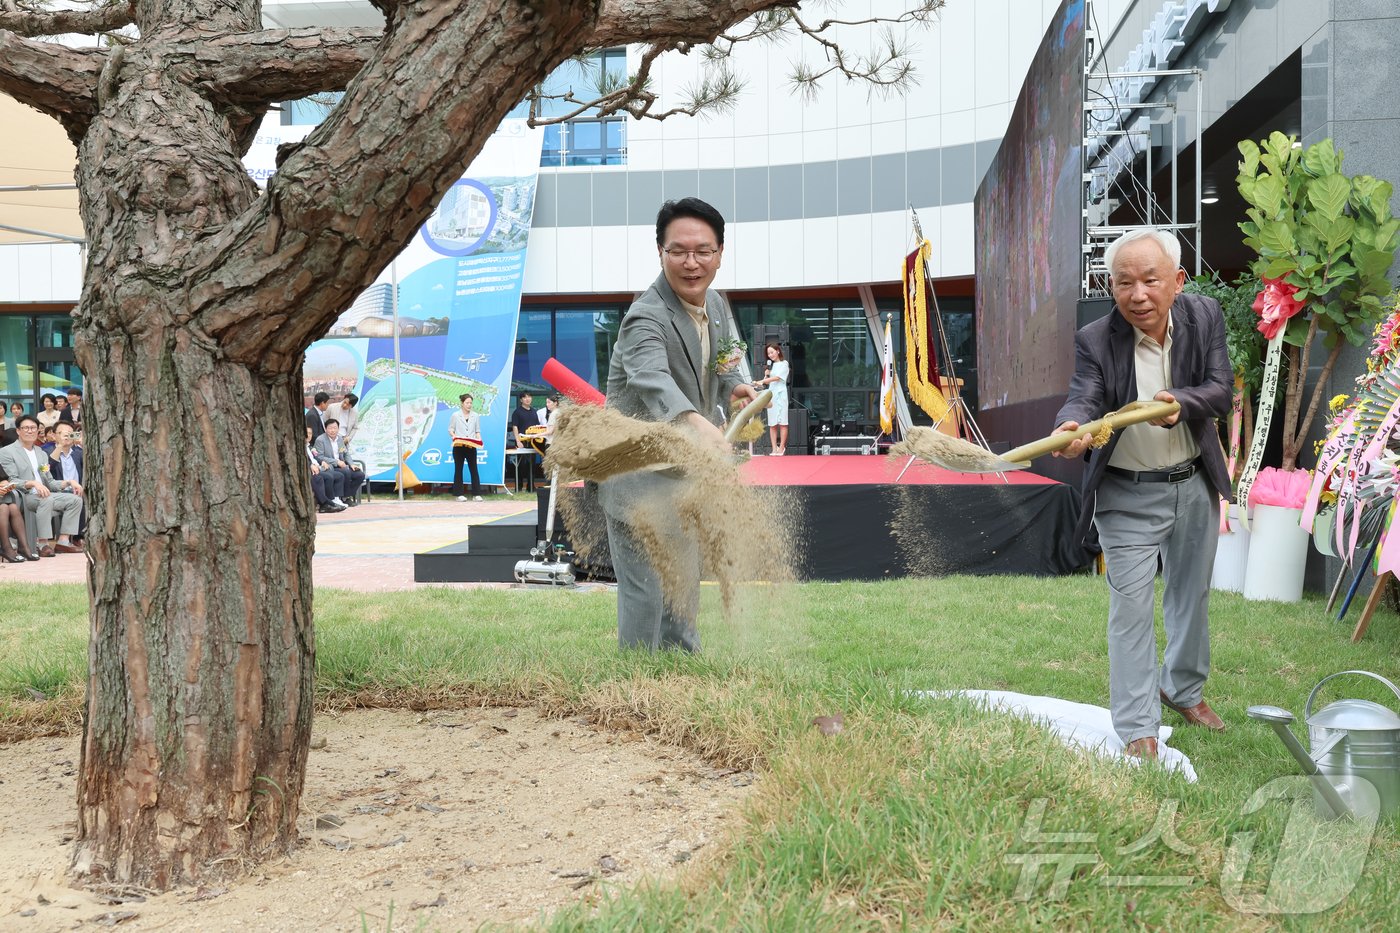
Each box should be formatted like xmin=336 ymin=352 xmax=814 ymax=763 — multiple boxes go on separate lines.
xmin=4 ymin=576 xmax=1400 ymax=930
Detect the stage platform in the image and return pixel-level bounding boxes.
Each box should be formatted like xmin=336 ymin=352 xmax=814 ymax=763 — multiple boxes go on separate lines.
xmin=413 ymin=454 xmax=1091 ymax=584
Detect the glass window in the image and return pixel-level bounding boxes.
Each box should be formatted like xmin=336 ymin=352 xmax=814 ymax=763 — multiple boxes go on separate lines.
xmin=280 ymin=92 xmax=344 ymax=126
xmin=512 ymin=311 xmax=553 ymax=394
xmin=540 ymin=125 xmax=565 ymax=167
xmin=35 ymin=315 xmax=73 ymax=349
xmin=0 ymin=316 xmax=31 ymax=399
xmin=554 ymin=310 xmax=620 ymax=389
xmin=829 ymin=304 xmax=877 ymax=388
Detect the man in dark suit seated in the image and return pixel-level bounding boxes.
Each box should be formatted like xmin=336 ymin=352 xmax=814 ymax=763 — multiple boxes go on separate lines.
xmin=1052 ymin=228 xmax=1232 ymax=761
xmin=313 ymin=419 xmax=365 ymax=506
xmin=47 ymin=422 xmax=86 ymax=542
xmin=305 ymin=426 xmax=346 ymax=512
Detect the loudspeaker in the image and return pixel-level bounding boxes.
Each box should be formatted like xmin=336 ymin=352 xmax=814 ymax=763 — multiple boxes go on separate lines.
xmin=1077 ymin=297 xmax=1115 ymax=329
xmin=751 ymin=324 xmax=790 ymax=367
xmin=786 ymin=407 xmax=809 ymax=454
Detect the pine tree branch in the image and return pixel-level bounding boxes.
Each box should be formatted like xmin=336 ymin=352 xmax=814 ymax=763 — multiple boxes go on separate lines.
xmin=0 ymin=30 xmax=104 ymax=138
xmin=189 ymin=28 xmax=384 ymax=108
xmin=0 ymin=0 xmax=134 ymax=38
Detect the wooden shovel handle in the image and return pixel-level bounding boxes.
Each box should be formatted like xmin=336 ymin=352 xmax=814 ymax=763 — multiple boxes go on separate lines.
xmin=1000 ymin=400 xmax=1182 ymax=465
xmin=725 ymin=389 xmax=774 ymax=443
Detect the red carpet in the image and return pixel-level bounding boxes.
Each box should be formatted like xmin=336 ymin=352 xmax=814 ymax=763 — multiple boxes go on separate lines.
xmin=739 ymin=454 xmax=1061 ymax=486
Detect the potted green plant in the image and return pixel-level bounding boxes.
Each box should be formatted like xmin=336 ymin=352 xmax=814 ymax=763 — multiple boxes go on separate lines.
xmin=1236 ymin=132 xmax=1400 ymax=472
xmin=1235 ymin=132 xmax=1399 ymax=601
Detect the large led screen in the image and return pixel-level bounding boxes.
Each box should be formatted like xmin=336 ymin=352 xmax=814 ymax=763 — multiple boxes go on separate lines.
xmin=974 ymin=0 xmax=1085 ymax=410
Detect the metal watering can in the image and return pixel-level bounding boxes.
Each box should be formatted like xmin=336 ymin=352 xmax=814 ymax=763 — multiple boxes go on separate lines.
xmin=1247 ymin=670 xmax=1400 ymax=820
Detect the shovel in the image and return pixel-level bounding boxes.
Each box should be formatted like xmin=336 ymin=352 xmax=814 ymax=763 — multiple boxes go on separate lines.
xmin=892 ymin=400 xmax=1182 ymax=474
xmin=546 ymin=389 xmax=773 ymax=482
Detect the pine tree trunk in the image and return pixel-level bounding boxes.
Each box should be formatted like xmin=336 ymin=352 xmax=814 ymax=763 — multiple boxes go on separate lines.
xmin=68 ymin=35 xmax=318 ymax=887
xmin=72 ymin=340 xmax=316 ymax=886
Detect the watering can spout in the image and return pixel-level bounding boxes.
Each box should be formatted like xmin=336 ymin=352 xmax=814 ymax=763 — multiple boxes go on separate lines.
xmin=1247 ymin=705 xmax=1354 ymax=819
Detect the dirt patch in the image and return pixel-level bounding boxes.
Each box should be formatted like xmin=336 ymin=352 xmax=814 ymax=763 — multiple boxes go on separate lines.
xmin=0 ymin=707 xmax=756 ymax=931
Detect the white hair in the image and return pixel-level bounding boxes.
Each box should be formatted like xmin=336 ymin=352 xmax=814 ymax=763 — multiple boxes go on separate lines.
xmin=1104 ymin=228 xmax=1182 ymax=276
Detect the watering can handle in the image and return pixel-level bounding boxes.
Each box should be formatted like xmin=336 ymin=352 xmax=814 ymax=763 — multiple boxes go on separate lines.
xmin=1305 ymin=670 xmax=1400 ymax=720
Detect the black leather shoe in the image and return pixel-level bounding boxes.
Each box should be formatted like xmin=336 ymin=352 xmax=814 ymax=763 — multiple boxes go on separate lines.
xmin=1 ymin=553 xmax=24 ymax=563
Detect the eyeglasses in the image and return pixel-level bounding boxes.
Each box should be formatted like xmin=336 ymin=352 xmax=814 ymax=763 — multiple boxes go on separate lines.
xmin=662 ymin=247 xmax=719 ymax=264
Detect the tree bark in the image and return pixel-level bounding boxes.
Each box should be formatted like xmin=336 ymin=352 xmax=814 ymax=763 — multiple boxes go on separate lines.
xmin=0 ymin=0 xmax=828 ymax=892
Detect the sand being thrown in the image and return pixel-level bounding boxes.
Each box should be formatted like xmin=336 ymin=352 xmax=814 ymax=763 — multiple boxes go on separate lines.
xmin=888 ymin=426 xmax=1024 ymax=474
xmin=546 ymin=404 xmax=794 ymax=615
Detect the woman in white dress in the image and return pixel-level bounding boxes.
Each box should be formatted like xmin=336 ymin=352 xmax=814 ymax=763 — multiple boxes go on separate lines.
xmin=756 ymin=342 xmax=790 ymax=455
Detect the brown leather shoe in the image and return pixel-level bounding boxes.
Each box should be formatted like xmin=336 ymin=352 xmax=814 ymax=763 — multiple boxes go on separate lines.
xmin=54 ymin=543 xmax=84 ymax=554
xmin=1161 ymin=690 xmax=1225 ymax=731
xmin=37 ymin=545 xmax=56 ymax=558
xmin=1124 ymin=737 xmax=1158 ymax=760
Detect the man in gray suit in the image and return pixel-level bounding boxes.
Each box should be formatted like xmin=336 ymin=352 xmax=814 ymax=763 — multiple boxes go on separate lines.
xmin=0 ymin=415 xmax=84 ymax=557
xmin=1053 ymin=229 xmax=1233 ymax=760
xmin=600 ymin=198 xmax=757 ymax=651
xmin=313 ymin=419 xmax=364 ymax=506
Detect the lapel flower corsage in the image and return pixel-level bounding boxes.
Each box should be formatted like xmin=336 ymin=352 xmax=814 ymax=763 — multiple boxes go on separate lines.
xmin=714 ymin=336 xmax=746 ymax=375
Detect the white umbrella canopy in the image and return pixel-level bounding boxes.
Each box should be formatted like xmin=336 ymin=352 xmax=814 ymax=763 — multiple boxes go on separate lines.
xmin=0 ymin=93 xmax=83 ymax=245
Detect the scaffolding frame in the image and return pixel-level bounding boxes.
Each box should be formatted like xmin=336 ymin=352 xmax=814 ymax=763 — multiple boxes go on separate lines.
xmin=1082 ymin=0 xmax=1205 ymax=298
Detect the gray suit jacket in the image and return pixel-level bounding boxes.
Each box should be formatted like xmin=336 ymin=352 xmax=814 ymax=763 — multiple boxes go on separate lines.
xmin=1055 ymin=291 xmax=1233 ymax=547
xmin=0 ymin=439 xmax=64 ymax=494
xmin=605 ymin=273 xmax=743 ymax=426
xmin=312 ymin=434 xmax=350 ymax=466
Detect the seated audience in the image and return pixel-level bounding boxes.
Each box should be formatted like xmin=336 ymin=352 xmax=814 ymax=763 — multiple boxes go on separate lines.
xmin=36 ymin=394 xmax=61 ymax=429
xmin=0 ymin=464 xmax=34 ymax=562
xmin=0 ymin=415 xmax=83 ymax=557
xmin=305 ymin=426 xmax=346 ymax=512
xmin=313 ymin=419 xmax=364 ymax=506
xmin=59 ymin=387 xmax=83 ymax=428
xmin=47 ymin=422 xmax=86 ymax=542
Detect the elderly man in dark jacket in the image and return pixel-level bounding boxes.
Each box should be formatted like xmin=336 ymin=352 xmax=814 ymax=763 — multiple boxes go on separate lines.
xmin=1053 ymin=228 xmax=1232 ymax=760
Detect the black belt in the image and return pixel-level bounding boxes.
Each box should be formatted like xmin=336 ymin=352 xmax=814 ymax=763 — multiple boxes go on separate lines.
xmin=1105 ymin=459 xmax=1200 ymax=484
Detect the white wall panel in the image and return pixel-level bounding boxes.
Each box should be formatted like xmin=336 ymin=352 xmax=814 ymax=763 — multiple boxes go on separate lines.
xmin=870 ymin=119 xmax=907 ymax=157
xmin=836 ymin=213 xmax=874 ymax=284
xmin=803 ymin=217 xmax=841 ymax=287
xmin=937 ymin=0 xmax=978 ymax=117
xmin=836 ymin=124 xmax=873 ymax=160
xmin=553 ymin=227 xmax=596 ymax=293
xmin=906 ymin=114 xmax=940 ymax=153
xmin=974 ymin=102 xmax=1013 ymax=142
xmin=940 ymin=202 xmax=975 ymax=277
xmin=627 ymin=226 xmax=660 ymax=293
xmin=15 ymin=246 xmax=55 ymax=302
xmin=590 ymin=227 xmax=631 ymax=293
xmin=803 ymin=128 xmax=838 ymax=164
xmin=766 ymin=219 xmax=805 ymax=288
xmin=726 ymin=221 xmax=772 ymax=291
xmin=49 ymin=244 xmax=82 ymax=301
xmin=661 ymin=137 xmax=701 ymax=171
xmin=973 ymin=0 xmax=1011 ymax=109
xmin=869 ymin=211 xmax=911 ymax=283
xmin=941 ymin=108 xmax=976 ymax=148
xmin=522 ymin=227 xmax=558 ymax=294
xmin=0 ymin=247 xmax=21 ymax=302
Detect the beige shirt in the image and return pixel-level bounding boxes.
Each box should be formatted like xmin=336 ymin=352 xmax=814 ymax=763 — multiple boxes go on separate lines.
xmin=1108 ymin=315 xmax=1199 ymax=471
xmin=680 ymin=298 xmax=709 ymax=372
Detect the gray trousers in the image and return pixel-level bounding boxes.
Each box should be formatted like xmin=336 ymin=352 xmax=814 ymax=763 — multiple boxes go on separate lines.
xmin=21 ymin=490 xmax=83 ymax=541
xmin=1094 ymin=470 xmax=1217 ymax=745
xmin=599 ymin=470 xmax=701 ymax=652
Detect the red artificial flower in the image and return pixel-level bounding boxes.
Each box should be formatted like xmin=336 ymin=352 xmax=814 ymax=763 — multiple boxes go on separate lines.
xmin=1252 ymin=276 xmax=1307 ymax=340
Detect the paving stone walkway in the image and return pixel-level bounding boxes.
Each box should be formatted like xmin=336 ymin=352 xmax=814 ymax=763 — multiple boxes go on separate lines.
xmin=0 ymin=495 xmax=539 ymax=592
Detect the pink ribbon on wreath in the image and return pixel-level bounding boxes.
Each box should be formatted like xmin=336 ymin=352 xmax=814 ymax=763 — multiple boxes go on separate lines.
xmin=1301 ymin=412 xmax=1355 ymax=530
xmin=1220 ymin=380 xmax=1245 ymax=533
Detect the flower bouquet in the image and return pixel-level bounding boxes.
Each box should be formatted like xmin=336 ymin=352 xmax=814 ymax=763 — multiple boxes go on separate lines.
xmin=714 ymin=336 xmax=746 ymax=375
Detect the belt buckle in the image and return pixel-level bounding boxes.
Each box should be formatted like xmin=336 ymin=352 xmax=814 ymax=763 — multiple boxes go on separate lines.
xmin=1167 ymin=465 xmax=1193 ymax=484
